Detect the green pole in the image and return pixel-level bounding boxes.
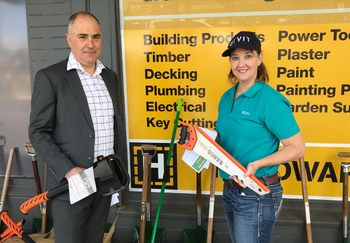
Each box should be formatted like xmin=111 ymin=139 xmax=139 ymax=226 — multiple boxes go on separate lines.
xmin=150 ymin=98 xmax=183 ymax=243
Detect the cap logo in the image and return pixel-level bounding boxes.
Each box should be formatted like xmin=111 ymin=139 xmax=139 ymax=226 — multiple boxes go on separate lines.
xmin=236 ymin=36 xmax=250 ymax=42
xmin=229 ymin=35 xmax=250 ymax=47
xmin=222 ymin=31 xmax=260 ymax=57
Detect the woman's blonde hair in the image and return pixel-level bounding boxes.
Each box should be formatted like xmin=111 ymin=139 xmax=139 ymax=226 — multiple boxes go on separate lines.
xmin=227 ymin=49 xmax=269 ymax=85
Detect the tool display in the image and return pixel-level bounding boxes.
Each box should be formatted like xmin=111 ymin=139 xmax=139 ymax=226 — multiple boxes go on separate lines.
xmin=338 ymin=152 xmax=350 ymax=243
xmin=177 ymin=123 xmax=270 ymax=196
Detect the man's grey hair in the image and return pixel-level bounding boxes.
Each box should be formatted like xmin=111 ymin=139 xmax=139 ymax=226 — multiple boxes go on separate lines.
xmin=67 ymin=11 xmax=100 ymax=35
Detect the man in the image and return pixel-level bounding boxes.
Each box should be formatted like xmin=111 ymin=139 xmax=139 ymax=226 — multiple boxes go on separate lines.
xmin=28 ymin=11 xmax=127 ymax=243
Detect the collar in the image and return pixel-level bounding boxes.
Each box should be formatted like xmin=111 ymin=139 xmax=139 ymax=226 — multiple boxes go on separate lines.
xmin=231 ymin=81 xmax=264 ymax=98
xmin=67 ymin=52 xmax=105 ymax=76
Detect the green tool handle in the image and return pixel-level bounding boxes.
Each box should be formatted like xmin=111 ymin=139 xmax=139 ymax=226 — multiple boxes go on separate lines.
xmin=151 ymin=98 xmax=183 ymax=243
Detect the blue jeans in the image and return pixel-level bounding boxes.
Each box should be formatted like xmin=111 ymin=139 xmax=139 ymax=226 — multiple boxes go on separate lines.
xmin=223 ymin=174 xmax=283 ymax=243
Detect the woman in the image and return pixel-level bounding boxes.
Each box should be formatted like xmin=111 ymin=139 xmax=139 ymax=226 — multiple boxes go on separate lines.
xmin=217 ymin=31 xmax=305 ymax=243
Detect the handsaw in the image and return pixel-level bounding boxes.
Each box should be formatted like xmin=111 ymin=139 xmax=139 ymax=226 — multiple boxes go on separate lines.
xmin=178 ymin=123 xmax=270 ymax=196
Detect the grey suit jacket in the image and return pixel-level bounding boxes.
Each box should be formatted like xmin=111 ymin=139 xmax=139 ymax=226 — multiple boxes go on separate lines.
xmin=28 ymin=58 xmax=127 ymax=200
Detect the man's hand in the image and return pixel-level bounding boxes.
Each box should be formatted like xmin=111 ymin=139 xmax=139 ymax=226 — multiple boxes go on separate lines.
xmin=65 ymin=167 xmax=85 ymax=179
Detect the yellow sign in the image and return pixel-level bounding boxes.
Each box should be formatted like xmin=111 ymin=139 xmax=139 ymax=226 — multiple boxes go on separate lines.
xmin=124 ymin=24 xmax=350 ymax=198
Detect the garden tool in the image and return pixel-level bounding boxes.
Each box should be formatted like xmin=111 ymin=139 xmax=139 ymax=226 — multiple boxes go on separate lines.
xmin=133 ymin=145 xmax=165 ymax=243
xmin=150 ymin=98 xmax=183 ymax=243
xmin=0 ymin=148 xmax=14 ymax=227
xmin=338 ymin=152 xmax=350 ymax=243
xmin=25 ymin=142 xmax=47 ymax=233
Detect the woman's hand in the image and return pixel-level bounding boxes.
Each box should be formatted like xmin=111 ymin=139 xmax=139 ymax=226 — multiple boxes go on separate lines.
xmin=178 ymin=127 xmax=190 ymax=144
xmin=229 ymin=161 xmax=261 ymax=188
xmin=228 ymin=131 xmax=305 ymax=187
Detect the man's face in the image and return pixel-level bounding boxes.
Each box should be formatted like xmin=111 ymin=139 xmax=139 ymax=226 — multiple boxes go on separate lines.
xmin=66 ymin=15 xmax=102 ymax=71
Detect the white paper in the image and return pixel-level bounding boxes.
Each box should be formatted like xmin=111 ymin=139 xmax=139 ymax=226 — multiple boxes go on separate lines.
xmin=68 ymin=167 xmax=97 ymax=204
xmin=110 ymin=193 xmax=119 ymax=206
xmin=181 ymin=127 xmax=217 ymax=172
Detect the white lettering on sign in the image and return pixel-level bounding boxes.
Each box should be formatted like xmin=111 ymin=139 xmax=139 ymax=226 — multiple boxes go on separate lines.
xmin=150 ymin=153 xmax=165 ymax=179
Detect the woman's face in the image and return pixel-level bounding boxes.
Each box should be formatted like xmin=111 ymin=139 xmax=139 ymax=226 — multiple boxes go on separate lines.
xmin=229 ymin=48 xmax=262 ymax=85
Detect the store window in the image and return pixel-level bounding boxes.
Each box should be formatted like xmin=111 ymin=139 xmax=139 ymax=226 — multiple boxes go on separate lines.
xmin=0 ymin=0 xmax=31 ymax=176
xmin=120 ymin=0 xmax=350 ymax=199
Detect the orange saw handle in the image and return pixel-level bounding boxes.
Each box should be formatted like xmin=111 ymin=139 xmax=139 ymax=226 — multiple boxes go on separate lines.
xmin=20 ymin=182 xmax=68 ymax=214
xmin=0 ymin=211 xmax=35 ymax=243
xmin=177 ymin=123 xmax=197 ymax=150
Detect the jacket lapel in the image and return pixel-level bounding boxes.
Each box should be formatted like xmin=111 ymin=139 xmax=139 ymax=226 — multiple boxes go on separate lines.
xmin=64 ymin=69 xmax=94 ymax=130
xmin=101 ymin=70 xmax=119 ymax=113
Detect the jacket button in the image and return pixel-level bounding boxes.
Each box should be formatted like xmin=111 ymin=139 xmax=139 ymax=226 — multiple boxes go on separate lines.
xmin=88 ymin=156 xmax=92 ymax=160
xmin=89 ymin=135 xmax=93 ymax=138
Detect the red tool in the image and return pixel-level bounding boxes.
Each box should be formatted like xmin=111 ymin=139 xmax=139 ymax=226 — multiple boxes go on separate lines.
xmin=20 ymin=182 xmax=68 ymax=215
xmin=1 ymin=219 xmax=25 ymax=242
xmin=0 ymin=211 xmax=35 ymax=243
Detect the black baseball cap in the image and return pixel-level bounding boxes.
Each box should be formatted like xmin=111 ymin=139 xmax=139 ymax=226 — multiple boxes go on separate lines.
xmin=222 ymin=31 xmax=261 ymax=57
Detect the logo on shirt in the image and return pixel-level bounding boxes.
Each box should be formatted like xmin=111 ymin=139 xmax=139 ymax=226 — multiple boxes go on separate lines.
xmin=242 ymin=111 xmax=251 ymax=116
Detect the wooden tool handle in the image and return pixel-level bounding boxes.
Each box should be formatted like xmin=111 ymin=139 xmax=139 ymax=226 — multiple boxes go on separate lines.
xmin=41 ymin=212 xmax=47 ymax=234
xmin=141 ymin=144 xmax=156 ymax=151
xmin=299 ymin=157 xmax=313 ymax=243
xmin=206 ymin=165 xmax=217 ymax=243
xmin=140 ymin=151 xmax=151 ymax=243
xmin=32 ymin=160 xmax=42 ymax=196
xmin=342 ymin=170 xmax=348 ymax=240
xmin=24 ymin=142 xmax=33 ymax=148
xmin=196 ymin=172 xmax=201 ymax=209
xmin=0 ymin=149 xmax=15 ymax=207
xmin=338 ymin=152 xmax=350 ymax=158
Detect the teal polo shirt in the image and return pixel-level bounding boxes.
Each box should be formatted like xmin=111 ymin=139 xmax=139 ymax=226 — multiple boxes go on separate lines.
xmin=216 ymin=81 xmax=300 ymax=179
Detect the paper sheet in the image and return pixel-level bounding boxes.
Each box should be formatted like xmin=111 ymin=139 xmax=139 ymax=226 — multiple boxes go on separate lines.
xmin=68 ymin=167 xmax=97 ymax=204
xmin=110 ymin=193 xmax=119 ymax=206
xmin=68 ymin=163 xmax=120 ymax=205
